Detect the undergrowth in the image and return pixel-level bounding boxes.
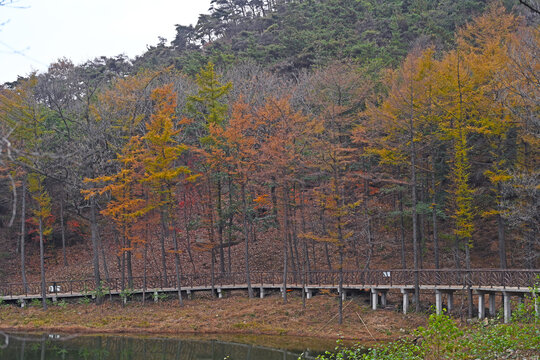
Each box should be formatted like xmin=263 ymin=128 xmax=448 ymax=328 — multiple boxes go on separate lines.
xmin=311 ymin=300 xmax=539 ymax=360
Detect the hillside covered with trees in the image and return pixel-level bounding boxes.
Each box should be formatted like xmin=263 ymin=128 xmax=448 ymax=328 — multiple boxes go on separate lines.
xmin=0 ymin=0 xmax=538 ymax=309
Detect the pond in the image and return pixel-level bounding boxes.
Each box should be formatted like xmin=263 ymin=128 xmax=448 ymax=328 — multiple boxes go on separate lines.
xmin=0 ymin=332 xmax=332 ymax=359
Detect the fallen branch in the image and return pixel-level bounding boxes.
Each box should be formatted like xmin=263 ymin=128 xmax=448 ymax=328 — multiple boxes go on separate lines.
xmin=356 ymin=311 xmax=376 ymax=341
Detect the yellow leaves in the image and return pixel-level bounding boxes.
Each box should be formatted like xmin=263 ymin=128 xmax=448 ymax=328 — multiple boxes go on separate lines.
xmin=484 ymin=169 xmax=512 ymax=185
xmin=82 ymin=83 xmax=195 ymax=258
xmin=185 ymin=174 xmax=202 ymax=183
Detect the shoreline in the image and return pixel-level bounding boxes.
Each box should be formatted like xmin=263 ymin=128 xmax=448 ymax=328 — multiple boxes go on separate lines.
xmin=0 ymin=295 xmax=425 ymax=349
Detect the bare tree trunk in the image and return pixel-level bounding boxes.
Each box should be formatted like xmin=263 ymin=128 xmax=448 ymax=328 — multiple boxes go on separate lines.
xmin=126 ymin=238 xmax=133 ymax=288
xmin=39 ymin=216 xmax=47 ymax=310
xmin=183 ymin=191 xmax=196 ymax=274
xmin=20 ymin=179 xmax=28 ymax=293
xmin=60 ymin=198 xmax=68 ymax=267
xmin=432 ymin=159 xmax=439 ymax=269
xmin=143 ymin=223 xmax=148 ymax=305
xmin=409 ymin=94 xmax=420 ymax=312
xmin=364 ymin=178 xmax=373 ymax=270
xmin=338 ymin=247 xmax=344 ymax=325
xmin=241 ymin=182 xmax=254 ymax=298
xmin=217 ymin=176 xmax=225 ymax=274
xmin=465 ymin=243 xmax=473 ymax=318
xmin=454 ymin=235 xmax=461 ymax=269
xmin=171 ymin=216 xmax=183 ymax=305
xmin=98 ymin=230 xmax=110 ymax=282
xmin=227 ymin=175 xmax=234 ymax=274
xmin=90 ymin=197 xmax=102 ymax=305
xmin=399 ymin=191 xmax=406 ymax=269
xmin=282 ymin=186 xmax=289 ymax=304
xmin=8 ymin=173 xmax=16 ymax=228
xmin=321 ymin=210 xmax=332 ymax=270
xmin=526 ymin=223 xmax=536 ymax=269
xmin=419 ymin=177 xmax=426 ymax=269
xmin=211 ymin=247 xmax=216 ymax=298
xmin=299 ymin=190 xmax=311 ymax=280
xmin=121 ymin=250 xmax=126 ymax=307
xmin=497 ymin=184 xmax=507 ymax=269
xmin=160 ymin=211 xmax=169 ymax=287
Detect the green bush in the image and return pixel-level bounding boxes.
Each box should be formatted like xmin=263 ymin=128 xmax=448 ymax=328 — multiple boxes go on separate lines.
xmin=311 ymin=308 xmax=540 ymax=360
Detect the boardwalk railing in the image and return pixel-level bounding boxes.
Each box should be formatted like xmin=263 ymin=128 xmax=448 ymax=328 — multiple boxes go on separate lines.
xmin=1 ymin=269 xmax=539 ymax=299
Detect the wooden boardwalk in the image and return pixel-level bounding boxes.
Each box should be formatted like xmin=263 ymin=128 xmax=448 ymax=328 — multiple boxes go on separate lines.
xmin=2 ymin=269 xmax=538 ymax=323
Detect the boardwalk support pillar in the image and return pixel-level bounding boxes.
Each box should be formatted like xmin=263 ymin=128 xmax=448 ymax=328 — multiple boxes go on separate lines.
xmin=380 ymin=290 xmax=387 ymax=308
xmin=489 ymin=293 xmax=496 ymax=317
xmin=401 ymin=289 xmax=411 ymax=314
xmin=259 ymin=287 xmax=265 ymax=299
xmin=435 ymin=290 xmax=443 ymax=315
xmin=447 ymin=291 xmax=454 ymax=312
xmin=478 ymin=292 xmax=485 ymax=320
xmin=306 ymin=288 xmax=312 ymax=299
xmin=503 ymin=292 xmax=511 ymax=324
xmin=217 ymin=288 xmax=222 ymax=299
xmin=371 ymin=289 xmax=378 ymax=310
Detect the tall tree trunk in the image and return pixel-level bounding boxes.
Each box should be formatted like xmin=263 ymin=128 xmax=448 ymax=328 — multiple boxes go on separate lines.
xmin=419 ymin=176 xmax=426 ymax=269
xmin=60 ymin=197 xmax=67 ymax=267
xmin=364 ymin=178 xmax=373 ymax=270
xmin=217 ymin=176 xmax=225 ymax=274
xmin=270 ymin=179 xmax=279 ymax=226
xmin=98 ymin=230 xmax=110 ymax=282
xmin=121 ymin=250 xmax=126 ymax=306
xmin=399 ymin=190 xmax=407 ymax=269
xmin=126 ymin=238 xmax=133 ymax=288
xmin=465 ymin=241 xmax=473 ymax=318
xmin=282 ymin=186 xmax=289 ymax=304
xmin=526 ymin=223 xmax=536 ymax=269
xmin=171 ymin=215 xmax=183 ymax=305
xmin=409 ymin=92 xmax=420 ymax=312
xmin=38 ymin=216 xmax=47 ymax=310
xmin=497 ymin=184 xmax=507 ymax=269
xmin=321 ymin=210 xmax=332 ymax=270
xmin=432 ymin=158 xmax=440 ymax=269
xmin=454 ymin=235 xmax=461 ymax=269
xmin=241 ymin=182 xmax=254 ymax=298
xmin=299 ymin=190 xmax=311 ymax=279
xmin=160 ymin=211 xmax=169 ymax=287
xmin=338 ymin=247 xmax=344 ymax=325
xmin=183 ymin=192 xmax=196 ymax=274
xmin=211 ymin=247 xmax=216 ymax=298
xmin=90 ymin=197 xmax=102 ymax=305
xmin=227 ymin=175 xmax=234 ymax=274
xmin=20 ymin=179 xmax=28 ymax=293
xmin=143 ymin=223 xmax=148 ymax=305
xmin=8 ymin=173 xmax=16 ymax=229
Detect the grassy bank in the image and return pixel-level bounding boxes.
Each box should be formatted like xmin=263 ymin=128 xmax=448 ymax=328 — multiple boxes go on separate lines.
xmin=0 ymin=294 xmax=424 ymax=344
xmin=315 ymin=310 xmax=540 ymax=360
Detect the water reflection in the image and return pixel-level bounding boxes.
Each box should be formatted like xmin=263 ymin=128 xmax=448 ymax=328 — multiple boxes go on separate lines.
xmin=0 ymin=332 xmax=321 ymax=359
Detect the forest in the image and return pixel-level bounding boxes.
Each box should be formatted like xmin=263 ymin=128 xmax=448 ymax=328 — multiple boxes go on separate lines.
xmin=0 ymin=0 xmax=538 ymax=310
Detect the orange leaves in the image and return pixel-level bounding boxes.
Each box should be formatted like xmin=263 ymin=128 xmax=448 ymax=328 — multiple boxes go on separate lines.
xmin=83 ymin=83 xmax=194 ymax=257
xmin=253 ymin=194 xmax=271 ymax=209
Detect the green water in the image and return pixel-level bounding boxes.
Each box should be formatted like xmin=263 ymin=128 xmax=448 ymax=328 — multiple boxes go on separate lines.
xmin=0 ymin=332 xmax=326 ymax=359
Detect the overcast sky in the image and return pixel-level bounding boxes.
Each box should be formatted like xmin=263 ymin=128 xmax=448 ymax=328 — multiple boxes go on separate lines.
xmin=0 ymin=0 xmax=211 ymax=83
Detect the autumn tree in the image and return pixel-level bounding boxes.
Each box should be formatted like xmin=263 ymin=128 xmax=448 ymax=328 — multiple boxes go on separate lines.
xmin=187 ymin=62 xmax=232 ymax=277
xmin=28 ymin=173 xmax=52 ymax=309
xmin=141 ymin=84 xmax=192 ymax=305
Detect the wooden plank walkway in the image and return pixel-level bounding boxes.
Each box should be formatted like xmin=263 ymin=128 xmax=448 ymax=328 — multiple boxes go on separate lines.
xmin=2 ymin=269 xmax=538 ymax=323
